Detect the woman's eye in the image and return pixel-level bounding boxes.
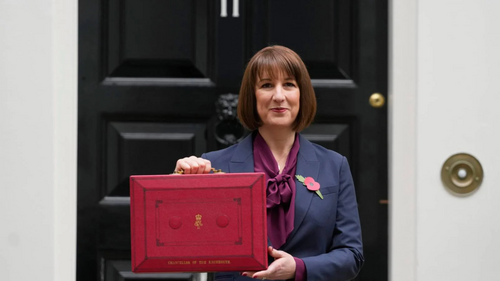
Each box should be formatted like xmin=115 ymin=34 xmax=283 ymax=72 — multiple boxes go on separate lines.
xmin=261 ymin=83 xmax=272 ymax=88
xmin=284 ymin=82 xmax=296 ymax=87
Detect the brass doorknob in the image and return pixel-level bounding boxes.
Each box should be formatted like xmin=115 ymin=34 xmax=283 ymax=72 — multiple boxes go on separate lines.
xmin=369 ymin=93 xmax=385 ymax=108
xmin=441 ymin=153 xmax=483 ymax=194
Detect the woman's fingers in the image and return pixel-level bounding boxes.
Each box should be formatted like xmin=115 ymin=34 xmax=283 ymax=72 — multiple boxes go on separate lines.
xmin=250 ymin=248 xmax=296 ymax=280
xmin=187 ymin=156 xmax=200 ymax=174
xmin=175 ymin=157 xmax=212 ymax=174
xmin=187 ymin=156 xmax=211 ymax=174
xmin=240 ymin=271 xmax=256 ymax=278
xmin=202 ymin=158 xmax=212 ymax=173
xmin=174 ymin=157 xmax=191 ymax=173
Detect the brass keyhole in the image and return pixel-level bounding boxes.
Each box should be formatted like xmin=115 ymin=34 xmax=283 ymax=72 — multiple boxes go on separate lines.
xmin=369 ymin=93 xmax=385 ymax=108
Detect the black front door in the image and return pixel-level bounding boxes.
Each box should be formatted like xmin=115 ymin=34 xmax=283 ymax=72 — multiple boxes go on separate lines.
xmin=78 ymin=0 xmax=388 ymax=280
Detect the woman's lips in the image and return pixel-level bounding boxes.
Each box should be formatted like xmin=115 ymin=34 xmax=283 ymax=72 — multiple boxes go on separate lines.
xmin=271 ymin=108 xmax=287 ymax=113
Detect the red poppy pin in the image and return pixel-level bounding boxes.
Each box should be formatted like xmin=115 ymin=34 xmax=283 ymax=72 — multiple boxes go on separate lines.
xmin=295 ymin=175 xmax=323 ymax=199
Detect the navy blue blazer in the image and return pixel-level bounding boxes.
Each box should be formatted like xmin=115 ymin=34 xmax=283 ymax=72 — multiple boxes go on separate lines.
xmin=202 ymin=133 xmax=364 ymax=281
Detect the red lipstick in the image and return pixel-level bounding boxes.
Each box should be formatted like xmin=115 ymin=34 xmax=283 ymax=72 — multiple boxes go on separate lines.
xmin=271 ymin=107 xmax=287 ymax=113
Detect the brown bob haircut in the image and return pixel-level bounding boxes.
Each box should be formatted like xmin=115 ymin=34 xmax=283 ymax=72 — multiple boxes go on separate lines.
xmin=237 ymin=45 xmax=317 ymax=132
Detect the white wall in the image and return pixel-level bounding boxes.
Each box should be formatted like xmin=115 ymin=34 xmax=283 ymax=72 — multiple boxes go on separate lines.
xmin=0 ymin=0 xmax=77 ymax=280
xmin=389 ymin=0 xmax=417 ymax=279
xmin=391 ymin=0 xmax=500 ymax=280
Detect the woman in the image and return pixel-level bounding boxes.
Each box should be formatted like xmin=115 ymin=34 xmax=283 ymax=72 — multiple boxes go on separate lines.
xmin=175 ymin=46 xmax=364 ymax=281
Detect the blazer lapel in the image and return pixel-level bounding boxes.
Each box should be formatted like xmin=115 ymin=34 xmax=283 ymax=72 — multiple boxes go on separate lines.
xmin=228 ymin=133 xmax=254 ymax=173
xmin=285 ymin=134 xmax=319 ymax=244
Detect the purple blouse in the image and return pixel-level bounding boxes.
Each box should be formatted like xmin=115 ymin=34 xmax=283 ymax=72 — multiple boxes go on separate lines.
xmin=253 ymin=133 xmax=307 ymax=281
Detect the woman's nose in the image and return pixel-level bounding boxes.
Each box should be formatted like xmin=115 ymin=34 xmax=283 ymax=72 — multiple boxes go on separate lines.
xmin=273 ymin=85 xmax=285 ymax=102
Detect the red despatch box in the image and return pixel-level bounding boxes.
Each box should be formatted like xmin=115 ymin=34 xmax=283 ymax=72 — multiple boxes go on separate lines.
xmin=130 ymin=173 xmax=267 ymax=273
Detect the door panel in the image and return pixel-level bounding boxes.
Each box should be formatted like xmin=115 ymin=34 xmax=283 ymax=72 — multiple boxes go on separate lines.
xmin=105 ymin=122 xmax=206 ymax=197
xmin=246 ymin=0 xmax=353 ymax=81
xmin=105 ymin=0 xmax=213 ymax=80
xmin=302 ymin=124 xmax=351 ymax=161
xmin=79 ymin=0 xmax=387 ymax=280
xmin=105 ymin=259 xmax=197 ymax=281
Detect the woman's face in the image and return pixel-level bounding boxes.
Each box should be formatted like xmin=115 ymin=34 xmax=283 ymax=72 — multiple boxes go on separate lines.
xmin=255 ymin=71 xmax=300 ymax=130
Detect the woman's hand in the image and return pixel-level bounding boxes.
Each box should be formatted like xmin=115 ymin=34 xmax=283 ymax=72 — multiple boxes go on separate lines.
xmin=242 ymin=247 xmax=296 ymax=280
xmin=174 ymin=156 xmax=212 ymax=174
